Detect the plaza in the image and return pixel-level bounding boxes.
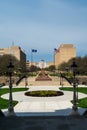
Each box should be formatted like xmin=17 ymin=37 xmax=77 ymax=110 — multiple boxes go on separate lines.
xmin=0 ymin=72 xmax=87 ymax=130
xmin=1 ymin=84 xmax=87 ymax=130
xmin=2 ymin=84 xmax=87 ymax=116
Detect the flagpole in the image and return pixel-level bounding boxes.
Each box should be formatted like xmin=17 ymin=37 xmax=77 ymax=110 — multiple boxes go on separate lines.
xmin=54 ymin=48 xmax=58 ymax=76
xmin=54 ymin=49 xmax=55 ymax=67
xmin=31 ymin=49 xmax=37 ymax=66
xmin=54 ymin=49 xmax=56 ymax=76
xmin=31 ymin=49 xmax=33 ymax=66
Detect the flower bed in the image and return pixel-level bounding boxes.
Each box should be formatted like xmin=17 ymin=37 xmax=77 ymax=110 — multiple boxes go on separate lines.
xmin=25 ymin=90 xmax=64 ymax=97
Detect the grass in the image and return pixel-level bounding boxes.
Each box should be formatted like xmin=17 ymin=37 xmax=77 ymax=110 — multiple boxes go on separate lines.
xmin=60 ymin=87 xmax=87 ymax=94
xmin=77 ymin=98 xmax=87 ymax=108
xmin=0 ymin=87 xmax=28 ymax=109
xmin=60 ymin=87 xmax=87 ymax=108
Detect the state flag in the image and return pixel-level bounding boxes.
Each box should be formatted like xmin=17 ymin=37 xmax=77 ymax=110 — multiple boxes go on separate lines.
xmin=32 ymin=49 xmax=37 ymax=52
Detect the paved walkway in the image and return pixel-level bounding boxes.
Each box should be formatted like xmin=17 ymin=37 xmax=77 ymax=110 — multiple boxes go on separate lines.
xmin=2 ymin=86 xmax=87 ymax=116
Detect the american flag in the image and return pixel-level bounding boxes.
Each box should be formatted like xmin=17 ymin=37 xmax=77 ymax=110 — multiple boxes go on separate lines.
xmin=54 ymin=48 xmax=58 ymax=53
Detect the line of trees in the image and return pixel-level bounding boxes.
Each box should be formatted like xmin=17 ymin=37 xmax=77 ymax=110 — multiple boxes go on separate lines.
xmin=58 ymin=56 xmax=87 ymax=75
xmin=0 ymin=54 xmax=41 ymax=77
xmin=0 ymin=54 xmax=26 ymax=76
xmin=1 ymin=55 xmax=87 ymax=76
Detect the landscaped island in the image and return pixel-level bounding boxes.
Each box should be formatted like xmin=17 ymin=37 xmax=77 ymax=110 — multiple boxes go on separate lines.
xmin=25 ymin=90 xmax=64 ymax=97
xmin=35 ymin=69 xmax=52 ymax=81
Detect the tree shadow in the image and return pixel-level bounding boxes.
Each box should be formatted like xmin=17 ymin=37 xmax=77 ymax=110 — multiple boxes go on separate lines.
xmin=2 ymin=107 xmax=86 ymax=117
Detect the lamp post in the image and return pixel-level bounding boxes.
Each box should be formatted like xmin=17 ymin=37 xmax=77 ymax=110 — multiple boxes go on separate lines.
xmin=70 ymin=60 xmax=80 ymax=116
xmin=60 ymin=72 xmax=62 ymax=86
xmin=25 ymin=76 xmax=28 ymax=88
xmin=7 ymin=60 xmax=16 ymax=116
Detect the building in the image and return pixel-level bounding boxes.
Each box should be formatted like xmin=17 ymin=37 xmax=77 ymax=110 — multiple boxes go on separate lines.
xmin=26 ymin=60 xmax=30 ymax=70
xmin=0 ymin=46 xmax=26 ymax=68
xmin=54 ymin=44 xmax=76 ymax=67
xmin=47 ymin=62 xmax=54 ymax=67
xmin=38 ymin=60 xmax=48 ymax=69
xmin=26 ymin=60 xmax=38 ymax=70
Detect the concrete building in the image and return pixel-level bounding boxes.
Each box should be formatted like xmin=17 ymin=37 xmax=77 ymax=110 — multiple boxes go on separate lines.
xmin=0 ymin=46 xmax=26 ymax=68
xmin=26 ymin=61 xmax=54 ymax=70
xmin=26 ymin=61 xmax=38 ymax=70
xmin=47 ymin=62 xmax=54 ymax=67
xmin=38 ymin=60 xmax=48 ymax=69
xmin=54 ymin=44 xmax=76 ymax=67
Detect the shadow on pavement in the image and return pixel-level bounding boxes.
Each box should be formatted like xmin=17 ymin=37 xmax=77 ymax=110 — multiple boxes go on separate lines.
xmin=3 ymin=107 xmax=86 ymax=117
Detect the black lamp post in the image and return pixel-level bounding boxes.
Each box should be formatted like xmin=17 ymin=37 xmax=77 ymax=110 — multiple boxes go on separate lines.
xmin=7 ymin=60 xmax=16 ymax=116
xmin=59 ymin=72 xmax=63 ymax=87
xmin=60 ymin=72 xmax=62 ymax=86
xmin=70 ymin=60 xmax=80 ymax=116
xmin=25 ymin=75 xmax=28 ymax=88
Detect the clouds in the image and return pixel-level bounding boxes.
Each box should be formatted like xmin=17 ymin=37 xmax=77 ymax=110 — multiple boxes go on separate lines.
xmin=0 ymin=0 xmax=87 ymax=62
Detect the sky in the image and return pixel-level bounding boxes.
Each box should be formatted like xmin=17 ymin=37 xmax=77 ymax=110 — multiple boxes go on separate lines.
xmin=0 ymin=0 xmax=87 ymax=62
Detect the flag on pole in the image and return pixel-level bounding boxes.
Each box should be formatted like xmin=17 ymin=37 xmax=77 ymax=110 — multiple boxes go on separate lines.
xmin=32 ymin=49 xmax=37 ymax=52
xmin=54 ymin=48 xmax=59 ymax=53
xmin=54 ymin=48 xmax=58 ymax=53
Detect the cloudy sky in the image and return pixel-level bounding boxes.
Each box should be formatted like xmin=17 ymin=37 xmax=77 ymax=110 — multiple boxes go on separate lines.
xmin=0 ymin=0 xmax=87 ymax=62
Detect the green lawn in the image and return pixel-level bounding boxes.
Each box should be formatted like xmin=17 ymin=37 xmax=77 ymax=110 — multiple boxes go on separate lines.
xmin=0 ymin=88 xmax=28 ymax=109
xmin=60 ymin=87 xmax=87 ymax=94
xmin=60 ymin=87 xmax=87 ymax=108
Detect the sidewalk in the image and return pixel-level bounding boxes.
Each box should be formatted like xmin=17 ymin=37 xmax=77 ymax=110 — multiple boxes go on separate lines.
xmin=2 ymin=86 xmax=86 ymax=116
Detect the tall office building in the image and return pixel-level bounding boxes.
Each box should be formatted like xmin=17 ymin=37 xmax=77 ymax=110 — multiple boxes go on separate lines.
xmin=0 ymin=46 xmax=26 ymax=68
xmin=54 ymin=44 xmax=76 ymax=67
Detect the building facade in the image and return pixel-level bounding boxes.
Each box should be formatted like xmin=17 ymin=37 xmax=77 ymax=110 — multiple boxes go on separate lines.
xmin=47 ymin=62 xmax=54 ymax=67
xmin=54 ymin=44 xmax=76 ymax=67
xmin=0 ymin=46 xmax=26 ymax=68
xmin=38 ymin=60 xmax=48 ymax=69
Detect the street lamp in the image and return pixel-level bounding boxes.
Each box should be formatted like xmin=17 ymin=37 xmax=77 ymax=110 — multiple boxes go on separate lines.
xmin=25 ymin=76 xmax=28 ymax=88
xmin=60 ymin=72 xmax=62 ymax=86
xmin=70 ymin=59 xmax=80 ymax=116
xmin=60 ymin=72 xmax=64 ymax=87
xmin=7 ymin=60 xmax=16 ymax=116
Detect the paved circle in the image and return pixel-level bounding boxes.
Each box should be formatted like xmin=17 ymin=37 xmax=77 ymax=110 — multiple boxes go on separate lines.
xmin=2 ymin=86 xmax=87 ymax=116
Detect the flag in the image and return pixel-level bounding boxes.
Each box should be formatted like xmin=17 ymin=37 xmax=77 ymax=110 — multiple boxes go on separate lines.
xmin=32 ymin=49 xmax=37 ymax=52
xmin=54 ymin=48 xmax=59 ymax=53
xmin=54 ymin=48 xmax=57 ymax=51
xmin=54 ymin=48 xmax=58 ymax=53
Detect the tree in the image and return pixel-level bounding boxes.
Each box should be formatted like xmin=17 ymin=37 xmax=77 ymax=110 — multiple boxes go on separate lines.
xmin=46 ymin=65 xmax=56 ymax=72
xmin=29 ymin=65 xmax=40 ymax=72
xmin=0 ymin=55 xmax=20 ymax=75
xmin=59 ymin=56 xmax=87 ymax=75
xmin=58 ymin=62 xmax=68 ymax=71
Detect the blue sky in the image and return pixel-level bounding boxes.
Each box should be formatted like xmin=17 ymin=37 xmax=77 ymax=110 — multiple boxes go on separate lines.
xmin=0 ymin=0 xmax=87 ymax=62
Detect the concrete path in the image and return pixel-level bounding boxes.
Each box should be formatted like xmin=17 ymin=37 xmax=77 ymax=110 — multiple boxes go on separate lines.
xmin=2 ymin=86 xmax=87 ymax=116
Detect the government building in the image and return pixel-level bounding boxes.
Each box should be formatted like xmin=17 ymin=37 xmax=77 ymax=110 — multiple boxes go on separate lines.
xmin=54 ymin=44 xmax=76 ymax=67
xmin=0 ymin=46 xmax=26 ymax=68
